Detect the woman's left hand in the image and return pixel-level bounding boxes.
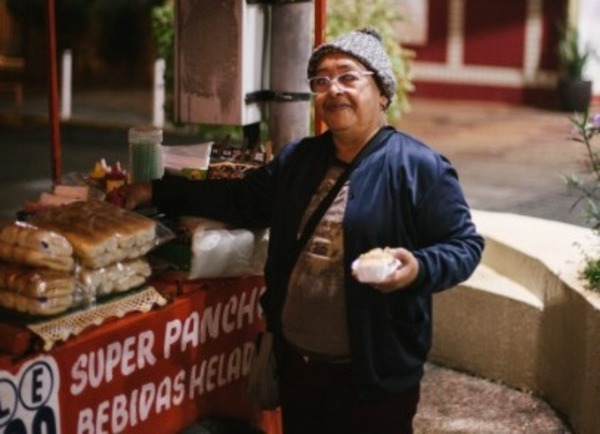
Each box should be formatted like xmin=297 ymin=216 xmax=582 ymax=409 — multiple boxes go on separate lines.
xmin=371 ymin=247 xmax=420 ymax=293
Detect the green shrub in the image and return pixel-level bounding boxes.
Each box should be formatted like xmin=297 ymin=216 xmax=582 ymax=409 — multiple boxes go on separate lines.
xmin=583 ymin=257 xmax=600 ymax=292
xmin=326 ymin=0 xmax=414 ymax=121
xmin=557 ymin=23 xmax=593 ymax=80
xmin=565 ymin=110 xmax=600 ymax=291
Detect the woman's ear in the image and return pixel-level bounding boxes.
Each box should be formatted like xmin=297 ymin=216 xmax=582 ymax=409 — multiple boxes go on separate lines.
xmin=380 ymin=96 xmax=389 ymax=111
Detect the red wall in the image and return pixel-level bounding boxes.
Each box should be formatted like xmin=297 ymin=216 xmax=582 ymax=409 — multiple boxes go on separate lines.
xmin=416 ymin=0 xmax=449 ymax=63
xmin=408 ymin=0 xmax=566 ymax=106
xmin=463 ymin=1 xmax=526 ymax=68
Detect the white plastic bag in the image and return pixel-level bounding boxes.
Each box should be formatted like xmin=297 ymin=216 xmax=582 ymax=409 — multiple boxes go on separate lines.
xmin=189 ymin=228 xmax=267 ymax=279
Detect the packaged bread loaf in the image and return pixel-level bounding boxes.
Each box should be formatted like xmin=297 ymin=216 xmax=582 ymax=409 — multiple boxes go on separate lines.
xmin=77 ymin=258 xmax=152 ymax=297
xmin=0 ymin=263 xmax=75 ymax=297
xmin=32 ymin=200 xmax=157 ymax=268
xmin=0 ymin=221 xmax=74 ymax=271
xmin=0 ymin=289 xmax=74 ymax=316
xmin=0 ymin=262 xmax=76 ymax=316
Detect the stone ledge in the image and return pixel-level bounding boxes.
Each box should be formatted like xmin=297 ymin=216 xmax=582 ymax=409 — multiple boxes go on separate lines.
xmin=464 ymin=263 xmax=543 ymax=308
xmin=473 ymin=210 xmax=600 ymax=308
xmin=430 ymin=210 xmax=600 ymax=433
xmin=432 ymin=268 xmax=543 ymax=391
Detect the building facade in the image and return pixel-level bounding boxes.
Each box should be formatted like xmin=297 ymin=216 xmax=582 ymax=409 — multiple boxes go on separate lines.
xmin=404 ymin=0 xmax=596 ymax=107
xmin=1 ymin=0 xmax=597 ymax=107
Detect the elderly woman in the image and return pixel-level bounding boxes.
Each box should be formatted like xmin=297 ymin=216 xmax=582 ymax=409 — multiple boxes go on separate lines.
xmin=121 ymin=28 xmax=483 ymax=434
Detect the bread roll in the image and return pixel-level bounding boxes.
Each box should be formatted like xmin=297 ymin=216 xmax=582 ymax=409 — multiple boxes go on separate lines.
xmin=32 ymin=200 xmax=156 ymax=265
xmin=356 ymin=247 xmax=395 ymax=264
xmin=113 ymin=274 xmax=146 ymax=292
xmin=0 ymin=221 xmax=73 ymax=257
xmin=0 ymin=241 xmax=74 ymax=271
xmin=33 ymin=213 xmax=116 ymax=258
xmin=77 ymin=258 xmax=151 ymax=296
xmin=0 ymin=263 xmax=75 ymax=297
xmin=0 ymin=289 xmax=73 ymax=316
xmin=351 ymin=247 xmax=401 ymax=283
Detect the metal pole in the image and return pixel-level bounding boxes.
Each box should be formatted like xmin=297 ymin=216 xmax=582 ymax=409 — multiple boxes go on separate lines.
xmin=268 ymin=2 xmax=313 ymax=153
xmin=46 ymin=0 xmax=62 ymax=182
xmin=315 ymin=0 xmax=326 ymax=49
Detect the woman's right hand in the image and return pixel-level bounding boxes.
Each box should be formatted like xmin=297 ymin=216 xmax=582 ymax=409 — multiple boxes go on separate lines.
xmin=117 ymin=182 xmax=153 ymax=210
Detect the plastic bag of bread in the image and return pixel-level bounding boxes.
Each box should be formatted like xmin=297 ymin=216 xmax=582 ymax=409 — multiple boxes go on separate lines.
xmin=0 ymin=290 xmax=74 ymax=316
xmin=77 ymin=258 xmax=152 ymax=297
xmin=0 ymin=263 xmax=79 ymax=316
xmin=31 ymin=200 xmax=162 ymax=268
xmin=0 ymin=221 xmax=74 ymax=271
xmin=0 ymin=257 xmax=153 ymax=317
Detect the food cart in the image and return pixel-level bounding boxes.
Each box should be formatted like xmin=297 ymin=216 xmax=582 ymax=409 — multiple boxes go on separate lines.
xmin=0 ymin=197 xmax=281 ymax=433
xmin=0 ymin=0 xmax=328 ymax=432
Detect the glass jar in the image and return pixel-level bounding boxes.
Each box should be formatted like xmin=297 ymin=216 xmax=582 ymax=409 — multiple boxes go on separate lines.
xmin=128 ymin=126 xmax=164 ymax=182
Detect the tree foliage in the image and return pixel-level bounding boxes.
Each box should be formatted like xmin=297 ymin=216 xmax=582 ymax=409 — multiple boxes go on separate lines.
xmin=326 ymin=0 xmax=415 ymax=121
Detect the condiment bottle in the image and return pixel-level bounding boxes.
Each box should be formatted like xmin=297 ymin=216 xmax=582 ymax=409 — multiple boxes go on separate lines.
xmin=89 ymin=158 xmax=108 ymax=187
xmin=105 ymin=162 xmax=127 ymax=193
xmin=128 ymin=126 xmax=164 ymax=182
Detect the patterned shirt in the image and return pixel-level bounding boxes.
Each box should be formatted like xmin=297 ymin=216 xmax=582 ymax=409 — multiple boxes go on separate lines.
xmin=282 ymin=162 xmax=350 ymax=357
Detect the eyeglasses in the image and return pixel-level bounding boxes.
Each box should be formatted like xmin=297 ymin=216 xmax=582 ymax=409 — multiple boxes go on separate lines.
xmin=307 ymin=71 xmax=374 ymax=94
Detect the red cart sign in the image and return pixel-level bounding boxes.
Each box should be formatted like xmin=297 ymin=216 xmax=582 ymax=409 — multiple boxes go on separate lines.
xmin=0 ymin=276 xmax=270 ymax=434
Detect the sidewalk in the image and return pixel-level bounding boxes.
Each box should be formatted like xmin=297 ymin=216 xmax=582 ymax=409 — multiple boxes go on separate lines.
xmin=0 ymin=87 xmax=584 ymax=432
xmin=400 ymin=97 xmax=596 ymax=228
xmin=0 ymin=87 xmax=154 ymax=129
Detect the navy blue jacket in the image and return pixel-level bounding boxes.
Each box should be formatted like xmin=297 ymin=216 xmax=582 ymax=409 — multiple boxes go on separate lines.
xmin=152 ymin=127 xmax=484 ymax=399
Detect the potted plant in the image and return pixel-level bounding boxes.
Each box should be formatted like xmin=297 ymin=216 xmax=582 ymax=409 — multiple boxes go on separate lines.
xmin=557 ymin=23 xmax=594 ymax=112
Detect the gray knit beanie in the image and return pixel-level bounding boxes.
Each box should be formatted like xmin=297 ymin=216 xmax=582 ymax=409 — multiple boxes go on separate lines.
xmin=307 ymin=28 xmax=396 ymax=108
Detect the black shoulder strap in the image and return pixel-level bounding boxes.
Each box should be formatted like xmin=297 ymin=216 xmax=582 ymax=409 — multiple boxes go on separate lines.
xmin=294 ymin=126 xmax=394 ymax=255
